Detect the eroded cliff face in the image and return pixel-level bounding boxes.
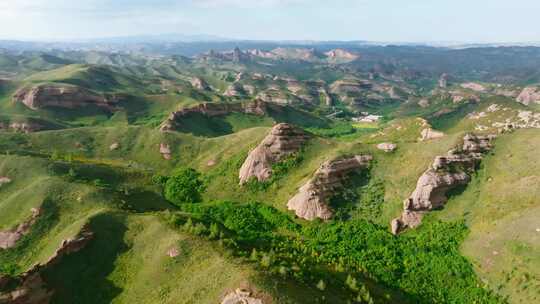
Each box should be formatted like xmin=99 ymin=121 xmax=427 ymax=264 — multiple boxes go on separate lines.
xmin=13 ymin=85 xmax=116 ymax=111
xmin=160 ymin=100 xmax=283 ymax=132
xmin=287 ymin=155 xmax=372 ymax=221
xmin=391 ymin=134 xmax=495 ymax=234
xmin=0 ymin=226 xmax=94 ymax=304
xmin=239 ymin=123 xmax=309 ymax=185
xmin=0 ymin=208 xmax=41 ymax=250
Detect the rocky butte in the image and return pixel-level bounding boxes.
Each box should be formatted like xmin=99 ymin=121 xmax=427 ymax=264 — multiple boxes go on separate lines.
xmin=391 ymin=134 xmax=495 ymax=234
xmin=287 ymin=155 xmax=372 ymax=221
xmin=239 ymin=123 xmax=309 ymax=185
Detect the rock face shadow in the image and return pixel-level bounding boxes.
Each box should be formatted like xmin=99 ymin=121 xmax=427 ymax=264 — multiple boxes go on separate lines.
xmin=42 ymin=213 xmax=128 ymax=304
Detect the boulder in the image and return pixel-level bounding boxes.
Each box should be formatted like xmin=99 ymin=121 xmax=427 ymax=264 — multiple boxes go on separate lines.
xmin=109 ymin=142 xmax=120 ymax=151
xmin=376 ymin=143 xmax=397 ymax=153
xmin=392 ymin=134 xmax=495 ymax=234
xmin=0 ymin=176 xmax=11 ymax=187
xmin=221 ymin=288 xmax=263 ymax=304
xmin=159 ymin=143 xmax=172 ymax=160
xmin=13 ymin=84 xmax=114 ymax=111
xmin=239 ymin=123 xmax=309 ymax=184
xmin=287 ymin=155 xmax=372 ymax=221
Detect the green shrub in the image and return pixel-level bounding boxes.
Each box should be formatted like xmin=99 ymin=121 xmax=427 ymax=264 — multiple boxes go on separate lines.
xmin=164 ymin=168 xmax=206 ymax=205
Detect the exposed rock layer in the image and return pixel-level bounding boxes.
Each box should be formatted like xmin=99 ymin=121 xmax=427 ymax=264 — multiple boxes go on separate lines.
xmin=160 ymin=100 xmax=284 ymax=132
xmin=392 ymin=134 xmax=495 ymax=234
xmin=0 ymin=227 xmax=94 ymax=304
xmin=0 ymin=120 xmax=46 ymax=133
xmin=516 ymin=87 xmax=540 ymax=105
xmin=287 ymin=155 xmax=372 ymax=221
xmin=0 ymin=208 xmax=41 ymax=250
xmin=221 ymin=288 xmax=263 ymax=304
xmin=239 ymin=123 xmax=309 ymax=184
xmin=13 ymin=85 xmax=115 ymax=111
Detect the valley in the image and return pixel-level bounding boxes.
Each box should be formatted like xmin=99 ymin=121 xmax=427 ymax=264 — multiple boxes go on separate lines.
xmin=0 ymin=43 xmax=539 ymax=304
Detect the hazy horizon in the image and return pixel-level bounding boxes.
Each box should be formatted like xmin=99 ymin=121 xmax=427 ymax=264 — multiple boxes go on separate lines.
xmin=1 ymin=0 xmax=540 ymax=44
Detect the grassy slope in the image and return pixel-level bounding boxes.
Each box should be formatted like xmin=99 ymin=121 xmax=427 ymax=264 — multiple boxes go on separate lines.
xmin=432 ymin=129 xmax=540 ymax=303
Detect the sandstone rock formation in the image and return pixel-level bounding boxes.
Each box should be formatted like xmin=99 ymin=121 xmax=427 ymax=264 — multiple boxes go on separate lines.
xmin=0 ymin=226 xmax=93 ymax=303
xmin=160 ymin=100 xmax=283 ymax=132
xmin=329 ymin=78 xmax=372 ymax=105
xmin=0 ymin=176 xmax=11 ymax=187
xmin=13 ymin=84 xmax=115 ymax=111
xmin=159 ymin=143 xmax=172 ymax=160
xmin=256 ymin=88 xmax=296 ymax=105
xmin=190 ymin=77 xmax=211 ymax=91
xmin=460 ymin=82 xmax=486 ymax=92
xmin=167 ymin=247 xmax=180 ymax=258
xmin=418 ymin=98 xmax=430 ymax=108
xmin=0 ymin=119 xmax=47 ymax=133
xmin=221 ymin=288 xmax=263 ymax=304
xmin=224 ymin=83 xmax=247 ymax=98
xmin=391 ymin=134 xmax=495 ymax=234
xmin=376 ymin=143 xmax=397 ymax=153
xmin=239 ymin=123 xmax=309 ymax=185
xmin=516 ymin=87 xmax=540 ymax=105
xmin=324 ymin=49 xmax=360 ymax=62
xmin=109 ymin=142 xmax=120 ymax=151
xmin=287 ymin=155 xmax=372 ymax=221
xmin=419 ymin=128 xmax=445 ymax=141
xmin=0 ymin=208 xmax=41 ymax=249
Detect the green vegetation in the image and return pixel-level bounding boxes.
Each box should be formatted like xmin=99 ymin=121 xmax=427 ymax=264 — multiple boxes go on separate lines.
xmin=163 ymin=168 xmax=206 ymax=205
xmin=1 ymin=47 xmax=539 ymax=304
xmin=164 ymin=200 xmax=503 ymax=303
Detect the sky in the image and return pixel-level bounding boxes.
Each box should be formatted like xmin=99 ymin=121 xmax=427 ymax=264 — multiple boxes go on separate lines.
xmin=1 ymin=0 xmax=539 ymax=43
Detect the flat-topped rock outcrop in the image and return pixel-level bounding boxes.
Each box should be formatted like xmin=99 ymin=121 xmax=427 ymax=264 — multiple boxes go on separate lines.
xmin=239 ymin=123 xmax=309 ymax=185
xmin=13 ymin=84 xmax=116 ymax=111
xmin=392 ymin=134 xmax=495 ymax=234
xmin=287 ymin=155 xmax=372 ymax=221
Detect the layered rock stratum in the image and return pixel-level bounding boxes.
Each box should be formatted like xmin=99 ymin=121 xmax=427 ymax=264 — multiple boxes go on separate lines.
xmin=13 ymin=84 xmax=115 ymax=111
xmin=160 ymin=100 xmax=284 ymax=132
xmin=239 ymin=123 xmax=309 ymax=185
xmin=287 ymin=155 xmax=372 ymax=221
xmin=0 ymin=226 xmax=94 ymax=303
xmin=391 ymin=134 xmax=495 ymax=234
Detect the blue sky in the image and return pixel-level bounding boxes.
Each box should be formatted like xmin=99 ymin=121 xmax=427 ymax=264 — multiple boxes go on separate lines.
xmin=1 ymin=0 xmax=539 ymax=42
